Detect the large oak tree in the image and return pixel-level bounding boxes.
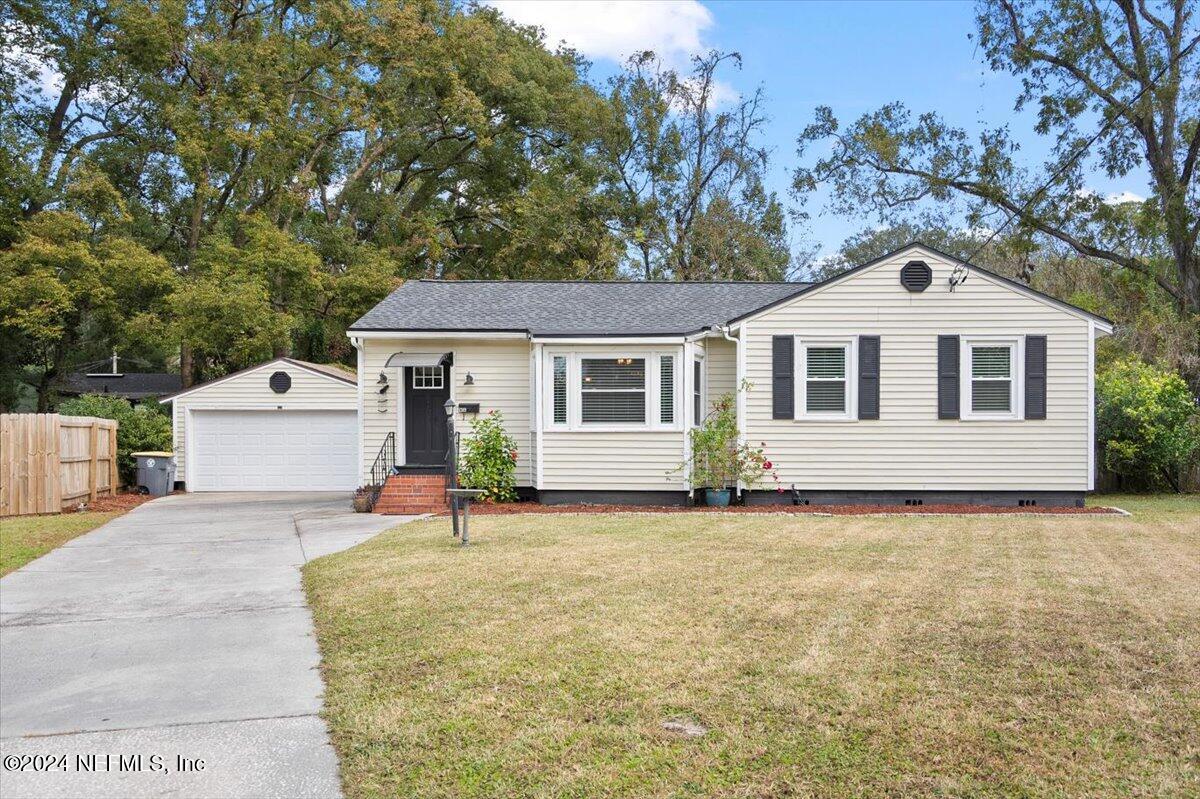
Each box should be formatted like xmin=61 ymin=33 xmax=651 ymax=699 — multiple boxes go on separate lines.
xmin=794 ymin=0 xmax=1199 ymax=314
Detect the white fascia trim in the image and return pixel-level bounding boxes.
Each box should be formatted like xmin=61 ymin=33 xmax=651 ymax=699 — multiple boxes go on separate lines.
xmin=532 ymin=336 xmax=686 ymax=345
xmin=731 ymin=245 xmax=1112 ymax=331
xmin=348 ymin=330 xmax=530 ymax=340
xmin=161 ymin=358 xmax=356 ymax=402
xmin=964 ymin=267 xmax=1114 ymax=332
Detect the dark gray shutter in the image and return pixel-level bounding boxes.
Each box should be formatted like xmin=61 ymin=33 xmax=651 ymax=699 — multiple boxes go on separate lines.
xmin=937 ymin=335 xmax=959 ymax=419
xmin=1025 ymin=335 xmax=1047 ymax=419
xmin=772 ymin=335 xmax=794 ymax=419
xmin=858 ymin=335 xmax=880 ymax=419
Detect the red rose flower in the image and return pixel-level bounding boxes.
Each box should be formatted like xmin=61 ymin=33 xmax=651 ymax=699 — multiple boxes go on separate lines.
xmin=762 ymin=460 xmax=772 ymax=469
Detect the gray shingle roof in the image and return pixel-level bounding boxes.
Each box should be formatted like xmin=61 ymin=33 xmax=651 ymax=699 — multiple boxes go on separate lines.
xmin=349 ymin=280 xmax=810 ymax=336
xmin=58 ymin=372 xmax=182 ymax=399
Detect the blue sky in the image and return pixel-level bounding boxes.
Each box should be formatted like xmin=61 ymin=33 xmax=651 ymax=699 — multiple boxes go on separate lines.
xmin=486 ymin=0 xmax=1149 ymax=260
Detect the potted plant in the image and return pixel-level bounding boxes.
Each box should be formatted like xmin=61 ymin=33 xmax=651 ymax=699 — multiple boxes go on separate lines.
xmin=673 ymin=383 xmax=779 ymax=505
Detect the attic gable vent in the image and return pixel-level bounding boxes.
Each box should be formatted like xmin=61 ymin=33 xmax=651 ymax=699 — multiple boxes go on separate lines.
xmin=269 ymin=371 xmax=292 ymax=393
xmin=900 ymin=261 xmax=932 ymax=292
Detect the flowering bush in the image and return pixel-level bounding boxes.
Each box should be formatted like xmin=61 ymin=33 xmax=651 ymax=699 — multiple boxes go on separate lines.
xmin=673 ymin=383 xmax=780 ymax=491
xmin=457 ymin=410 xmax=518 ymax=502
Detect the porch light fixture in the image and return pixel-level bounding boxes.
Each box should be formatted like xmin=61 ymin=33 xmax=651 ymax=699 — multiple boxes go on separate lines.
xmin=444 ymin=399 xmax=456 ymax=417
xmin=464 ymin=372 xmax=475 ymax=385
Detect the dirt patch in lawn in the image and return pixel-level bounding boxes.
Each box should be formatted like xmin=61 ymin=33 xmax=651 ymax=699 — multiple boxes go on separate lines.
xmin=454 ymin=501 xmax=1122 ymax=516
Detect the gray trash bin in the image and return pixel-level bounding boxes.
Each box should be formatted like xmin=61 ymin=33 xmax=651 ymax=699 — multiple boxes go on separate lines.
xmin=131 ymin=451 xmax=177 ymax=496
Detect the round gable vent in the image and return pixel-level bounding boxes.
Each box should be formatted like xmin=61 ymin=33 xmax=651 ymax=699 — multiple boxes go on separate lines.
xmin=900 ymin=260 xmax=932 ymax=292
xmin=269 ymin=371 xmax=292 ymax=393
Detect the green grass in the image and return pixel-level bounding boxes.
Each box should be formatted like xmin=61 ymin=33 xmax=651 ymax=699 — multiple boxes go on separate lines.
xmin=304 ymin=495 xmax=1200 ymax=798
xmin=0 ymin=511 xmax=123 ymax=576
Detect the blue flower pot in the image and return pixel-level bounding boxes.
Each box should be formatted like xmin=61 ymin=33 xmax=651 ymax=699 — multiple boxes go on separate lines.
xmin=705 ymin=488 xmax=731 ymax=507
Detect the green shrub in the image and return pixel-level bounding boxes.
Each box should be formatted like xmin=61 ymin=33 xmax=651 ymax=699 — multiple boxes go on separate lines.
xmin=1097 ymin=358 xmax=1199 ymax=492
xmin=57 ymin=394 xmax=173 ymax=484
xmin=457 ymin=410 xmax=518 ymax=502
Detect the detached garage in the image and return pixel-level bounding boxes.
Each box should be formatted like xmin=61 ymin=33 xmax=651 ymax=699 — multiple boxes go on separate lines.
xmin=163 ymin=358 xmax=359 ymax=492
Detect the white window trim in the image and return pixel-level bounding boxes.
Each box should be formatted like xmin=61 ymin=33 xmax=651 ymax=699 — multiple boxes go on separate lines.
xmin=794 ymin=336 xmax=857 ymax=421
xmin=541 ymin=348 xmax=682 ymax=432
xmin=960 ymin=336 xmax=1024 ymax=421
xmin=692 ymin=354 xmax=706 ymax=426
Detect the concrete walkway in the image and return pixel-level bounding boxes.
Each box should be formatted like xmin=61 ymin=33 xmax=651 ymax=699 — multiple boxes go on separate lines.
xmin=0 ymin=493 xmax=413 ymax=799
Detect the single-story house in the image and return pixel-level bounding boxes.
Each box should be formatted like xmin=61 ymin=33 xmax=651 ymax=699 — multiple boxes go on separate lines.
xmin=346 ymin=243 xmax=1112 ymax=507
xmin=166 ymin=243 xmax=1113 ymax=507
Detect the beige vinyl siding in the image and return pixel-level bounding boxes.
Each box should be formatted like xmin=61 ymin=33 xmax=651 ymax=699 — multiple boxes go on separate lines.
xmin=744 ymin=247 xmax=1092 ymax=491
xmin=360 ymin=337 xmax=532 ymax=486
xmin=172 ymin=362 xmax=357 ymax=483
xmin=705 ymin=336 xmax=736 ymax=417
xmin=541 ymin=431 xmax=685 ymax=490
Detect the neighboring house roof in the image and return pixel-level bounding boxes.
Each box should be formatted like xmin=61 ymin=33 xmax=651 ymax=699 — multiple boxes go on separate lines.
xmin=349 ymin=242 xmax=1113 ymax=337
xmin=349 ymin=280 xmax=809 ymax=336
xmin=58 ymin=371 xmax=182 ymax=400
xmin=158 ymin=357 xmax=356 ymax=402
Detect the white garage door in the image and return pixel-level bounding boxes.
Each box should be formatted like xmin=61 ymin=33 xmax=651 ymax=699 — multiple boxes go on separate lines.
xmin=191 ymin=410 xmax=357 ymax=491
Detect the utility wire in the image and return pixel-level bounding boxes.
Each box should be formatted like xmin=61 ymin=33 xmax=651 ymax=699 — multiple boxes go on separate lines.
xmin=949 ymin=31 xmax=1200 ymax=289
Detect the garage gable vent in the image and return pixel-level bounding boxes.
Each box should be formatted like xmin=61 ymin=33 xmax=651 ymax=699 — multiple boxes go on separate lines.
xmin=900 ymin=261 xmax=932 ymax=292
xmin=269 ymin=371 xmax=292 ymax=393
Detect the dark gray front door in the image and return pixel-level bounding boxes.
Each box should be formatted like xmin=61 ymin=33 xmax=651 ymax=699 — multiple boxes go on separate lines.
xmin=404 ymin=366 xmax=449 ymax=465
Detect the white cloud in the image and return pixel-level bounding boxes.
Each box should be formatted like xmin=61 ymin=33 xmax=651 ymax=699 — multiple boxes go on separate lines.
xmin=484 ymin=1 xmax=714 ymax=68
xmin=1075 ymin=188 xmax=1147 ymax=205
xmin=1104 ymin=190 xmax=1145 ymax=205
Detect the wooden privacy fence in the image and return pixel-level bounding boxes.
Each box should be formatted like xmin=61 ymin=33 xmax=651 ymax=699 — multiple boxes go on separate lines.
xmin=0 ymin=414 xmax=119 ymax=517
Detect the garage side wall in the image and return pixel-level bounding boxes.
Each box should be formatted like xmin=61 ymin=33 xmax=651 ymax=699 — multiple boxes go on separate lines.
xmin=172 ymin=363 xmax=357 ymax=485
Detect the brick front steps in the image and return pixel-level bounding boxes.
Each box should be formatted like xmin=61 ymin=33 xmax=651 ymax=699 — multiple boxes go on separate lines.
xmin=373 ymin=473 xmax=447 ymax=515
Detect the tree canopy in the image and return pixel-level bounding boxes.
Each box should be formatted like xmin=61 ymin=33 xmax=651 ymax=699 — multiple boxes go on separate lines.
xmin=794 ymin=0 xmax=1199 ymax=315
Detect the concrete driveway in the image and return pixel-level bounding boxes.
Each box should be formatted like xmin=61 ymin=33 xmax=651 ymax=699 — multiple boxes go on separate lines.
xmin=0 ymin=493 xmax=412 ymax=799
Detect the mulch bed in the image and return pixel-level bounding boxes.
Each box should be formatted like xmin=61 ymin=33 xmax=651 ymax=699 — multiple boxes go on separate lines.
xmin=449 ymin=501 xmax=1123 ymax=516
xmin=67 ymin=491 xmax=163 ymax=514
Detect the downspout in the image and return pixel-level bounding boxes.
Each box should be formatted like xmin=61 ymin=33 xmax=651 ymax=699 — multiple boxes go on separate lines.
xmin=716 ymin=324 xmax=746 ymax=499
xmin=350 ymin=335 xmax=365 ymax=487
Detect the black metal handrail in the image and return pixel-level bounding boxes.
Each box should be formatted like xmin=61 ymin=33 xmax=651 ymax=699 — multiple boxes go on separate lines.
xmin=364 ymin=432 xmax=396 ymax=511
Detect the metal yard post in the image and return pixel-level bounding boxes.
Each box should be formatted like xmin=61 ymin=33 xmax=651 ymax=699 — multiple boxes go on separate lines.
xmin=445 ymin=399 xmax=459 ymax=538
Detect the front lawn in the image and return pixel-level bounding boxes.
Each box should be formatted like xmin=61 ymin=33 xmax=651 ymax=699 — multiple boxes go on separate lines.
xmin=0 ymin=510 xmax=123 ymax=576
xmin=304 ymin=495 xmax=1199 ymax=798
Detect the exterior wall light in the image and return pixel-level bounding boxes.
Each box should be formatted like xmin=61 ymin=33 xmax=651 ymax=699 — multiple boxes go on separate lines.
xmin=464 ymin=372 xmax=475 ymax=385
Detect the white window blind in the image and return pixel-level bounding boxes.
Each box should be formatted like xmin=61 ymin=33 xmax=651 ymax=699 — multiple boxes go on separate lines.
xmin=971 ymin=345 xmax=1012 ymax=412
xmin=552 ymin=355 xmax=568 ymax=424
xmin=805 ymin=346 xmax=846 ymax=413
xmin=659 ymin=355 xmax=674 ymax=424
xmin=581 ymin=357 xmax=645 ymax=423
